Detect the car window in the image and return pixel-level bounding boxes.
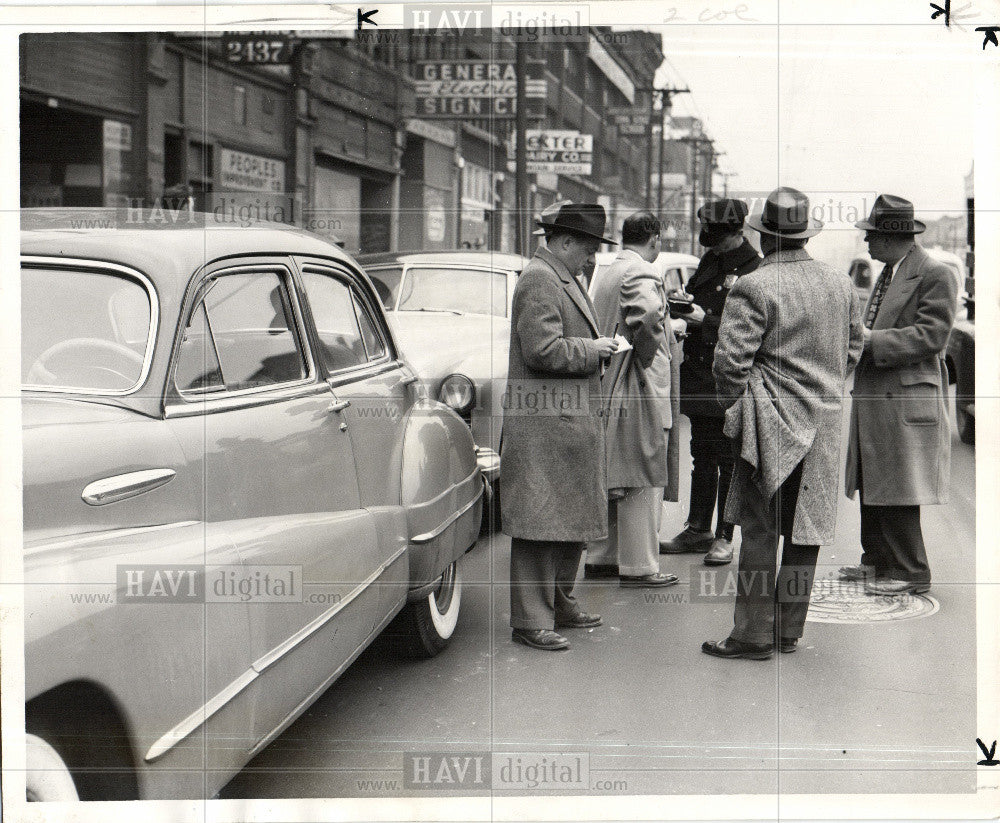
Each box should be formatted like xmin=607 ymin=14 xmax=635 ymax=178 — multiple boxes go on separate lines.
xmin=175 ymin=302 xmax=225 ymax=394
xmin=663 ymin=267 xmax=685 ymax=292
xmin=178 ymin=270 xmax=307 ymax=393
xmin=366 ymin=266 xmax=403 ymax=310
xmin=397 ymin=267 xmax=508 ymax=317
xmin=849 ymin=260 xmax=873 ymax=290
xmin=22 ymin=266 xmax=152 ymax=393
xmin=352 ymin=289 xmax=387 ymax=360
xmin=301 ymin=271 xmax=369 ymax=373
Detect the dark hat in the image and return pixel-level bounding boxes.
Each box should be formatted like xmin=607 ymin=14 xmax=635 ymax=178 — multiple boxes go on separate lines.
xmin=854 ymin=194 xmax=926 ymax=234
xmin=533 ymin=201 xmax=617 ymax=244
xmin=746 ymin=187 xmax=822 ymax=239
xmin=697 ymin=198 xmax=749 ymax=228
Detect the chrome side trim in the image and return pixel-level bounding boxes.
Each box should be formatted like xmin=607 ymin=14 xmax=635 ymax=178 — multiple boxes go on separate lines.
xmin=250 ymin=543 xmax=406 ymax=673
xmin=144 ymin=543 xmax=408 ymax=763
xmin=145 ymin=669 xmax=258 ymax=763
xmin=81 ymin=469 xmax=176 ymax=506
xmin=21 ymin=256 xmax=159 ymax=396
xmin=411 ymin=476 xmax=484 ymax=544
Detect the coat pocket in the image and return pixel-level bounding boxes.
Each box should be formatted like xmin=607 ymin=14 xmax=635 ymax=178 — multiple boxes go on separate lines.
xmin=899 ymin=378 xmax=940 ymax=425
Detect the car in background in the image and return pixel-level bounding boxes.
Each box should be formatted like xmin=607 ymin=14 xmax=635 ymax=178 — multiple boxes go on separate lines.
xmin=21 ymin=210 xmax=484 ymax=801
xmin=358 ymin=250 xmax=529 ymax=518
xmin=846 ymin=247 xmax=974 ymax=444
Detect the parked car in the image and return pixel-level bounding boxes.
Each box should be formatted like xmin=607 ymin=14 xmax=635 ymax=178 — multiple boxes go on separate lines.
xmin=21 ymin=209 xmax=484 ymax=801
xmin=846 ymin=247 xmax=974 ymax=444
xmin=357 ymin=250 xmax=529 ymax=520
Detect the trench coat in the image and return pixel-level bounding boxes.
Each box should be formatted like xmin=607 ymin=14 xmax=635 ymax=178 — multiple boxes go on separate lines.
xmin=590 ymin=249 xmax=670 ymax=490
xmin=714 ymin=248 xmax=864 ymax=545
xmin=500 ymin=246 xmax=608 ymax=542
xmin=845 ymin=244 xmax=958 ymax=505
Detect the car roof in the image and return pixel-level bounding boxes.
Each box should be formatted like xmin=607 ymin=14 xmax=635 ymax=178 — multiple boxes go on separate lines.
xmin=21 ymin=208 xmax=355 ymax=298
xmin=357 ymin=250 xmax=528 ymax=270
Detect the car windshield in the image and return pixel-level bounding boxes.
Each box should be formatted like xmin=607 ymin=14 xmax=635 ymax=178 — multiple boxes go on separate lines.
xmin=22 ymin=266 xmax=153 ymax=393
xmin=395 ymin=266 xmax=508 ymax=317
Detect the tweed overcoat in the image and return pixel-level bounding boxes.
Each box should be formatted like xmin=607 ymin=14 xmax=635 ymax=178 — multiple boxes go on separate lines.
xmin=590 ymin=249 xmax=671 ymax=490
xmin=714 ymin=248 xmax=864 ymax=545
xmin=845 ymin=244 xmax=958 ymax=505
xmin=500 ymin=246 xmax=608 ymax=542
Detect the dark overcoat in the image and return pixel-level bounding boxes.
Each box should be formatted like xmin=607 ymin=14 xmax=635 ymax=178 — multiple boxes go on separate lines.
xmin=590 ymin=249 xmax=670 ymax=490
xmin=845 ymin=244 xmax=958 ymax=505
xmin=679 ymin=239 xmax=761 ymax=417
xmin=500 ymin=247 xmax=607 ymax=542
xmin=714 ymin=249 xmax=864 ymax=545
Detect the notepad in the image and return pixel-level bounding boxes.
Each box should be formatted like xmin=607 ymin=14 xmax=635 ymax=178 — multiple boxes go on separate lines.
xmin=613 ymin=334 xmax=632 ymax=352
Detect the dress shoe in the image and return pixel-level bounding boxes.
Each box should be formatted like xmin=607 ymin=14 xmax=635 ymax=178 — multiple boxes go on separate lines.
xmin=660 ymin=526 xmax=715 ymax=554
xmin=778 ymin=637 xmax=798 ymax=653
xmin=620 ymin=572 xmax=679 ymax=587
xmin=703 ymin=537 xmax=734 ymax=566
xmin=838 ymin=564 xmax=875 ymax=581
xmin=583 ymin=563 xmax=619 ymax=579
xmin=555 ymin=611 xmax=603 ymax=629
xmin=701 ymin=637 xmax=774 ymax=660
xmin=864 ymin=577 xmax=930 ymax=596
xmin=512 ymin=629 xmax=570 ymax=650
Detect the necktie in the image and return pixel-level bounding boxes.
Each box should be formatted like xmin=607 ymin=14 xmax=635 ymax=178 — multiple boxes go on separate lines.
xmin=865 ymin=263 xmax=894 ymax=329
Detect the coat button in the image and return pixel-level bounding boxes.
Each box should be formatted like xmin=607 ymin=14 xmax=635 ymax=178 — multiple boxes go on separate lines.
xmin=639 ymin=379 xmax=646 ymax=389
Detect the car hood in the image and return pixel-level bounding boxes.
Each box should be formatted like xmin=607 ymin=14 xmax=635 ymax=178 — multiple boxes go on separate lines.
xmin=389 ymin=312 xmax=509 ymax=384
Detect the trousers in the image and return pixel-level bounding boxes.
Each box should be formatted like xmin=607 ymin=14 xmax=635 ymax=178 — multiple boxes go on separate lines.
xmin=587 ymin=486 xmax=664 ymax=576
xmin=509 ymin=538 xmax=585 ymax=630
xmin=688 ymin=414 xmax=736 ymax=539
xmin=858 ymin=468 xmax=930 ymax=583
xmin=730 ymin=461 xmax=820 ymax=645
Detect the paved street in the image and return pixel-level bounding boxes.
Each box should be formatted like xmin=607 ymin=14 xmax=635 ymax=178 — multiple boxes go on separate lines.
xmin=221 ymin=387 xmax=976 ymax=799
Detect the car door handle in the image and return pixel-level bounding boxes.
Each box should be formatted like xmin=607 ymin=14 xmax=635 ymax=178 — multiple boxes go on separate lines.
xmin=396 ymin=375 xmax=418 ymax=388
xmin=328 ymin=400 xmax=351 ymax=413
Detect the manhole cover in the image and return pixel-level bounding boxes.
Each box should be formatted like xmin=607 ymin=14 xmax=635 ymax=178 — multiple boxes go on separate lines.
xmin=805 ymin=578 xmax=939 ymax=623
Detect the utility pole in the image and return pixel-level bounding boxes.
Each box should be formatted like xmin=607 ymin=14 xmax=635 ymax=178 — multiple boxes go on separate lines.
xmin=720 ymin=171 xmax=737 ymax=198
xmin=681 ymin=133 xmax=712 ymax=255
xmin=655 ymin=86 xmax=689 ymax=223
xmin=644 ymin=88 xmax=656 ymax=209
xmin=515 ymin=39 xmax=528 ymax=256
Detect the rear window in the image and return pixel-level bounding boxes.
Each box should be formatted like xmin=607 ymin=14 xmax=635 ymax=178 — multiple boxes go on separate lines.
xmin=22 ymin=266 xmax=154 ymax=393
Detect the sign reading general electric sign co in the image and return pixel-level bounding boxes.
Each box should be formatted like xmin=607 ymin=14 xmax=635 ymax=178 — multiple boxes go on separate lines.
xmin=414 ymin=61 xmax=546 ymax=118
xmin=220 ymin=149 xmax=285 ymax=193
xmin=526 ymin=130 xmax=593 ymax=175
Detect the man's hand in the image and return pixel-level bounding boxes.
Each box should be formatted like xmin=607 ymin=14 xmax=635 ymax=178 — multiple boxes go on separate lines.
xmin=686 ymin=303 xmax=706 ymax=324
xmin=594 ymin=337 xmax=620 ymax=360
xmin=862 ymin=326 xmax=872 ymax=349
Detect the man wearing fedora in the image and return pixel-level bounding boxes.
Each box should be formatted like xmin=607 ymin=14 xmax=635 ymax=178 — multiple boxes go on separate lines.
xmin=585 ymin=210 xmax=680 ymax=589
xmin=501 ymin=201 xmax=620 ymax=651
xmin=703 ymin=187 xmax=863 ymax=659
xmin=842 ymin=195 xmax=958 ymax=596
xmin=662 ymin=199 xmax=761 ymax=566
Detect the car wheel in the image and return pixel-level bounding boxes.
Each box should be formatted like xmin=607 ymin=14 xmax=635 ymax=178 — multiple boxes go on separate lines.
xmin=402 ymin=559 xmax=463 ymax=658
xmin=25 ymin=734 xmax=79 ymax=801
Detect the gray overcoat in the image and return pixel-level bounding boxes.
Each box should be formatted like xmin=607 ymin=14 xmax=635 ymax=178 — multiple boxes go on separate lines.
xmin=713 ymin=248 xmax=864 ymax=545
xmin=845 ymin=244 xmax=958 ymax=505
xmin=500 ymin=247 xmax=608 ymax=542
xmin=590 ymin=249 xmax=671 ymax=491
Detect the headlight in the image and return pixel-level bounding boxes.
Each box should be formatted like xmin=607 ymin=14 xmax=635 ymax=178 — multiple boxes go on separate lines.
xmin=439 ymin=374 xmax=475 ymax=415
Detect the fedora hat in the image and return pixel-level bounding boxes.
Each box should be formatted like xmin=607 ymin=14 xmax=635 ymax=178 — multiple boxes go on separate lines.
xmin=534 ymin=201 xmax=617 ymax=244
xmin=854 ymin=194 xmax=925 ymax=234
xmin=697 ymin=198 xmax=749 ymax=228
xmin=746 ymin=187 xmax=822 ymax=239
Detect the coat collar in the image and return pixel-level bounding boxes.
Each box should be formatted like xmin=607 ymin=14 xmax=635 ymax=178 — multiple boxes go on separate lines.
xmin=688 ymin=239 xmax=759 ymax=290
xmin=871 ymin=244 xmax=925 ymax=330
xmin=534 ymin=246 xmax=600 ymax=336
xmin=758 ymin=248 xmax=812 ymax=268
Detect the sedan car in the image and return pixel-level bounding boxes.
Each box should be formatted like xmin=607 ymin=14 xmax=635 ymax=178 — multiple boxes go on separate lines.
xmin=357 ymin=251 xmax=529 ymax=518
xmin=20 ymin=209 xmax=484 ymax=801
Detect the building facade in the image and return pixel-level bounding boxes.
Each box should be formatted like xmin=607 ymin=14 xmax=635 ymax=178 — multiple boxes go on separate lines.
xmin=20 ymin=29 xmax=667 ymax=254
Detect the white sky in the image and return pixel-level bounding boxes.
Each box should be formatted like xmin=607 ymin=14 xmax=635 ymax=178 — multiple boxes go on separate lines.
xmin=637 ymin=2 xmax=985 ymax=266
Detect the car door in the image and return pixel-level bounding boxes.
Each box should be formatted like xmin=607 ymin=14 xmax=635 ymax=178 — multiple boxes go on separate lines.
xmin=164 ymin=257 xmax=379 ymax=752
xmin=295 ymin=259 xmax=413 ymax=636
